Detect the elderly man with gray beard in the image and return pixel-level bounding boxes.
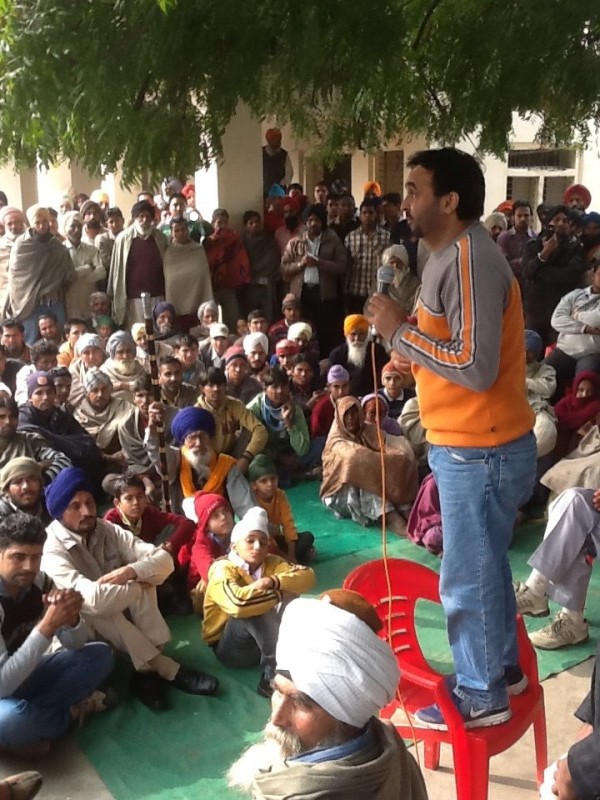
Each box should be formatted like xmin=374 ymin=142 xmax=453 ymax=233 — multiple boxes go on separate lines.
xmin=145 ymin=404 xmax=254 ymax=517
xmin=107 ymin=200 xmax=168 ymax=327
xmin=228 ymin=590 xmax=428 ymax=800
xmin=328 ymin=314 xmax=388 ymax=397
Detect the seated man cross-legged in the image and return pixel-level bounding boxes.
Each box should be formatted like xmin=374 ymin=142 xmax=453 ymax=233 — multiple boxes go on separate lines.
xmin=0 ymin=513 xmax=114 ymax=756
xmin=41 ymin=467 xmax=219 ymax=711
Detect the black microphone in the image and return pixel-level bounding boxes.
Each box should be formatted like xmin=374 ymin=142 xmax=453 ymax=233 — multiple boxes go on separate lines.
xmin=369 ymin=265 xmax=396 ymax=342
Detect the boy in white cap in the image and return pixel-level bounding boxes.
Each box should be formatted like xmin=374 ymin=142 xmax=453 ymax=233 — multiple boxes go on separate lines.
xmin=202 ymin=507 xmax=315 ymax=695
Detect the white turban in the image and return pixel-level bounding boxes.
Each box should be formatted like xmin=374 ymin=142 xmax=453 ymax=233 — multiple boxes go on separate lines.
xmin=381 ymin=244 xmax=409 ymax=267
xmin=243 ymin=332 xmax=268 ymax=355
xmin=287 ymin=322 xmax=313 ymax=341
xmin=75 ymin=333 xmax=103 ymax=356
xmin=230 ymin=506 xmax=270 ymax=545
xmin=276 ymin=597 xmax=400 ymax=728
xmin=61 ymin=211 xmax=83 ymax=236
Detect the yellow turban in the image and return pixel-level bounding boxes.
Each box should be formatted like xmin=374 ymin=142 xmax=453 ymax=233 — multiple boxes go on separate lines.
xmin=344 ymin=314 xmax=369 ymax=337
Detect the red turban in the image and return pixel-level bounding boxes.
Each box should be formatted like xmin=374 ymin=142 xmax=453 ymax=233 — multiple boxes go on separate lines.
xmin=564 ymin=183 xmax=592 ymax=209
xmin=265 ymin=128 xmax=282 ymax=146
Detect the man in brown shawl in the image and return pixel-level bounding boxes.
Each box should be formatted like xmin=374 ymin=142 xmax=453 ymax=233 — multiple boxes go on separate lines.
xmin=320 ymin=396 xmax=417 ymax=536
xmin=8 ymin=206 xmax=75 ymax=344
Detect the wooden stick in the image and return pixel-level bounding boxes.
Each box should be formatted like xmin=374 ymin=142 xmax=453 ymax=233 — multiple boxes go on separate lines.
xmin=141 ymin=292 xmax=171 ymax=512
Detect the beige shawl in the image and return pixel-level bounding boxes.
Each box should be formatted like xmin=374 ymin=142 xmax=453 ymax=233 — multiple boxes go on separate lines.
xmin=321 ymin=396 xmax=417 ymax=505
xmin=8 ymin=230 xmax=75 ymax=318
xmin=75 ymin=396 xmax=133 ymax=452
xmin=163 ymin=241 xmax=213 ymax=315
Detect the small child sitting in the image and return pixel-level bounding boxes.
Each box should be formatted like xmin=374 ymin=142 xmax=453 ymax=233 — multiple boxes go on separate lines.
xmin=94 ymin=314 xmax=116 ymax=349
xmin=103 ymin=472 xmax=195 ymax=614
xmin=178 ymin=493 xmax=235 ymax=615
xmin=248 ymin=454 xmax=315 ymax=563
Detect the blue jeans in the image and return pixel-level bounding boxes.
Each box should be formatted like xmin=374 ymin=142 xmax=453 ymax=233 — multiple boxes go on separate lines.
xmin=429 ymin=432 xmax=536 ymax=710
xmin=0 ymin=643 xmax=114 ymax=747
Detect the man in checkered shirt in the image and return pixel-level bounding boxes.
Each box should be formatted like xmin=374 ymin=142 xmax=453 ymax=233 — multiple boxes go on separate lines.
xmin=344 ymin=200 xmax=390 ymax=314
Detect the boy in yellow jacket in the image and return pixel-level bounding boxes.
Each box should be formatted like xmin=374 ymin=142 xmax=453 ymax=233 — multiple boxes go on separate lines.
xmin=203 ymin=507 xmax=315 ymax=696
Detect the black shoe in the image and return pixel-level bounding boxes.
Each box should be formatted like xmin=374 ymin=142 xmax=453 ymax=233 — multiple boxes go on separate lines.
xmin=130 ymin=671 xmax=168 ymax=711
xmin=170 ymin=667 xmax=219 ymax=696
xmin=504 ymin=664 xmax=529 ymax=695
xmin=257 ymin=664 xmax=275 ymax=698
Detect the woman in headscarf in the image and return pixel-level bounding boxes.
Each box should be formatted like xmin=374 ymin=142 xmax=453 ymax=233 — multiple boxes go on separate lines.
xmin=100 ymin=330 xmax=146 ymax=403
xmin=360 ymin=393 xmax=402 ymax=437
xmin=131 ymin=323 xmax=173 ymax=375
xmin=553 ymin=370 xmax=600 ymax=459
xmin=68 ymin=332 xmax=106 ymax=409
xmin=321 ymin=396 xmax=418 ymax=536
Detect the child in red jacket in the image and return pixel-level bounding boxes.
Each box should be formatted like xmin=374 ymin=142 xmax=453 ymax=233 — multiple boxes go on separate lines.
xmin=178 ymin=493 xmax=235 ymax=614
xmin=103 ymin=472 xmax=196 ymax=615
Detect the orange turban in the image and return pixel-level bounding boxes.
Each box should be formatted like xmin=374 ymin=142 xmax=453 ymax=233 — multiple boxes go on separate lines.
xmin=363 ymin=181 xmax=382 ymax=198
xmin=344 ymin=314 xmax=369 ymax=336
xmin=265 ymin=128 xmax=282 ymax=146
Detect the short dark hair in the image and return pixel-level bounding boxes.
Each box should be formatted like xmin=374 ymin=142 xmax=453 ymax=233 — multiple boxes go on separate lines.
xmin=169 ymin=193 xmax=186 ymax=205
xmin=263 ymin=365 xmax=290 ymax=389
xmin=512 ymin=200 xmax=533 ymax=215
xmin=359 ymin=199 xmax=378 ymax=214
xmin=326 ymin=192 xmax=340 ymax=203
xmin=111 ymin=472 xmax=146 ymax=500
xmin=174 ymin=333 xmax=198 ymax=349
xmin=49 ymin=366 xmax=71 ymax=382
xmin=381 ymin=192 xmax=402 ymax=205
xmin=0 ymin=512 xmax=46 ymax=551
xmin=338 ymin=193 xmax=355 ymax=205
xmin=133 ymin=374 xmax=152 ymax=393
xmin=38 ymin=312 xmax=58 ymax=325
xmin=158 ymin=355 xmax=181 ymax=370
xmin=242 ymin=210 xmax=261 ymax=226
xmin=247 ymin=309 xmax=266 ymax=322
xmin=106 ymin=207 xmax=124 ymax=220
xmin=0 ymin=398 xmax=17 ymax=417
xmin=314 ymin=181 xmax=328 ymax=190
xmin=64 ymin=317 xmax=87 ymax=335
xmin=406 ymin=147 xmax=485 ymax=221
xmin=31 ymin=342 xmax=59 ymax=364
xmin=169 ymin=216 xmax=187 ymax=229
xmin=1 ymin=319 xmax=24 ymax=334
xmin=291 ymin=352 xmax=313 ymax=368
xmin=203 ymin=367 xmax=226 ymax=386
xmin=289 ymin=182 xmax=304 ymax=193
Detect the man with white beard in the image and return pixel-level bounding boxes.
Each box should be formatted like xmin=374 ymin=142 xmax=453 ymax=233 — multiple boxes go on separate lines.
xmin=329 ymin=314 xmax=388 ymax=397
xmin=0 ymin=207 xmax=25 ymax=315
xmin=228 ymin=590 xmax=428 ymax=800
xmin=145 ymin=404 xmax=254 ymax=517
xmin=107 ymin=200 xmax=168 ymax=327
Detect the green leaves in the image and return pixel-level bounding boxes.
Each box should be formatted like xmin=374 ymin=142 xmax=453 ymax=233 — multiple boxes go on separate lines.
xmin=0 ymin=0 xmax=598 ymax=187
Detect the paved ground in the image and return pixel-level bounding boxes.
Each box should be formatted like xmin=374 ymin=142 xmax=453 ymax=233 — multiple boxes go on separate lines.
xmin=0 ymin=657 xmax=594 ymax=799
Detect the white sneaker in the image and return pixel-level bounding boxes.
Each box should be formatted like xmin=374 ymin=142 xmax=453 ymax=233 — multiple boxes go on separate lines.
xmin=530 ymin=612 xmax=589 ymax=650
xmin=513 ymin=581 xmax=549 ymax=617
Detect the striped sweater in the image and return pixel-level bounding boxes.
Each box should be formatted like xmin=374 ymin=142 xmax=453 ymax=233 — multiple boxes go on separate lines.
xmin=391 ymin=222 xmax=534 ymax=447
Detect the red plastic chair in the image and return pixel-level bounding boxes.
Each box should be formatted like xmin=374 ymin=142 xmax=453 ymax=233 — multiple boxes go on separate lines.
xmin=343 ymin=558 xmax=547 ymax=800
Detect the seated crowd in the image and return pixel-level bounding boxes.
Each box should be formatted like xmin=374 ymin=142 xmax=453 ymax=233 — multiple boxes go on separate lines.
xmin=0 ymin=178 xmax=599 ymax=798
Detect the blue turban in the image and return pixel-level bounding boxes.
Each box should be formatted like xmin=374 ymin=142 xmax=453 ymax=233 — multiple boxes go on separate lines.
xmin=153 ymin=302 xmax=176 ymax=322
xmin=582 ymin=212 xmax=600 ymax=227
xmin=46 ymin=467 xmax=94 ymax=521
xmin=524 ymin=329 xmax=543 ymax=357
xmin=171 ymin=407 xmax=215 ymax=445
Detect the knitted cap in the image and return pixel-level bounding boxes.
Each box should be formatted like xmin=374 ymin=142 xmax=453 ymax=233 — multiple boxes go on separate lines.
xmin=0 ymin=457 xmax=43 ymax=490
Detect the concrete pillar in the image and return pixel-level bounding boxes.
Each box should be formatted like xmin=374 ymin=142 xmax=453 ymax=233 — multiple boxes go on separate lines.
xmin=0 ymin=166 xmax=38 ymax=211
xmin=195 ymin=103 xmax=263 ymax=231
